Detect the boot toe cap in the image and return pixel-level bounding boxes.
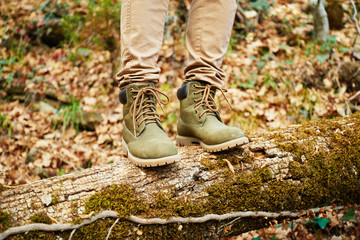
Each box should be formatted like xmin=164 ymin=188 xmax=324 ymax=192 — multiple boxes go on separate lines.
xmin=202 ymin=126 xmax=245 ymax=145
xmin=129 ymin=140 xmax=178 ymax=159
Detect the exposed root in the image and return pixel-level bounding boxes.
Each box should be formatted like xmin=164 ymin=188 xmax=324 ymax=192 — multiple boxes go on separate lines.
xmin=105 ymin=218 xmax=119 ymax=240
xmin=68 ymin=229 xmax=76 ymax=240
xmin=0 ymin=205 xmax=351 ymax=239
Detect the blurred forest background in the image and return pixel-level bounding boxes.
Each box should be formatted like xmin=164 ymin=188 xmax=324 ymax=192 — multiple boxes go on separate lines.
xmin=0 ymin=0 xmax=360 ymax=186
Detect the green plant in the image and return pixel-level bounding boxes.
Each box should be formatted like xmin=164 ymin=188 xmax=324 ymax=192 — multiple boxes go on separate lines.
xmin=249 ymin=0 xmax=271 ymax=11
xmin=237 ymin=74 xmax=257 ymax=89
xmin=264 ymin=73 xmax=277 ymax=92
xmin=307 ymin=216 xmax=330 ymax=239
xmin=227 ymin=36 xmax=238 ymax=54
xmin=305 ymin=36 xmax=342 ymax=64
xmin=68 ymin=47 xmax=91 ymax=62
xmin=56 ymin=168 xmax=66 ymax=176
xmin=62 ymin=0 xmax=121 ymax=50
xmin=341 ymin=209 xmax=357 ymax=221
xmin=53 ymin=95 xmax=84 ymax=133
xmin=0 ymin=57 xmax=17 ymax=88
xmin=163 ymin=111 xmax=177 ymax=126
xmin=0 ymin=114 xmax=13 ymax=136
xmin=62 ymin=13 xmax=85 ymax=46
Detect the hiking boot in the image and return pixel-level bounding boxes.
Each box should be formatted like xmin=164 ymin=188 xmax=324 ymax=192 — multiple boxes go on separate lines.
xmin=176 ymin=81 xmax=249 ymax=152
xmin=119 ymin=83 xmax=180 ymax=167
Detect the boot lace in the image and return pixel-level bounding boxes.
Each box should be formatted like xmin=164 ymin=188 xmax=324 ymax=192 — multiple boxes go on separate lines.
xmin=129 ymin=87 xmax=169 ymax=137
xmin=193 ymin=84 xmax=233 ymax=118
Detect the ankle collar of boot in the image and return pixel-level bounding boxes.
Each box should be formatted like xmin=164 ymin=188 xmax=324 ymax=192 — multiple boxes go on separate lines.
xmin=119 ymin=88 xmax=127 ymax=104
xmin=177 ymin=83 xmax=189 ymax=100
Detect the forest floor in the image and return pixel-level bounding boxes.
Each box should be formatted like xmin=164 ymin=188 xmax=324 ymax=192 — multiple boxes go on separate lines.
xmin=0 ymin=0 xmax=360 ymax=239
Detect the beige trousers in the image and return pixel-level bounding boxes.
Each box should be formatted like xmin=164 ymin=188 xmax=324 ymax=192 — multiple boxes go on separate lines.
xmin=116 ymin=0 xmax=237 ymax=89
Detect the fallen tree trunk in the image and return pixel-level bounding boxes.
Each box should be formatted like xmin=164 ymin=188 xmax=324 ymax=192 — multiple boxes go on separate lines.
xmin=1 ymin=113 xmax=360 ymax=239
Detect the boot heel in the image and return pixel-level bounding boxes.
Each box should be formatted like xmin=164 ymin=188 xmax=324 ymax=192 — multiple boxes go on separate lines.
xmin=176 ymin=135 xmax=199 ymax=146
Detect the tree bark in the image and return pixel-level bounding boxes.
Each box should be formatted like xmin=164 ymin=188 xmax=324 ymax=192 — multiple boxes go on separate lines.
xmin=1 ymin=113 xmax=360 ymax=239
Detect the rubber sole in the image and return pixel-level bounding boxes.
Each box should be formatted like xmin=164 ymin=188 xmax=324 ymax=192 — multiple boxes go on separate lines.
xmin=176 ymin=135 xmax=249 ymax=152
xmin=122 ymin=139 xmax=180 ymax=167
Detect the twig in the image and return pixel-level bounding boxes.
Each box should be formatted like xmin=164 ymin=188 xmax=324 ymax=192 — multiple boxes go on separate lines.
xmin=217 ymin=216 xmax=242 ymax=234
xmin=350 ymin=0 xmax=360 ymax=36
xmin=351 ymin=50 xmax=360 ymax=61
xmin=223 ymin=159 xmax=235 ymax=174
xmin=46 ymin=213 xmax=59 ymax=224
xmin=68 ymin=229 xmax=76 ymax=240
xmin=236 ymin=1 xmax=247 ymax=24
xmin=0 ymin=205 xmax=354 ymax=239
xmin=290 ymin=220 xmax=297 ymax=240
xmin=0 ymin=184 xmax=17 ymax=189
xmin=351 ymin=34 xmax=358 ymax=49
xmin=105 ymin=218 xmax=119 ymax=240
xmin=349 ymin=90 xmax=360 ymax=101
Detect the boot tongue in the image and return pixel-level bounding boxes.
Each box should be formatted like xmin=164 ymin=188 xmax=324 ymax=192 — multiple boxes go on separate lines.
xmin=129 ymin=82 xmax=156 ymax=90
xmin=190 ymin=81 xmax=222 ymax=121
xmin=191 ymin=80 xmax=209 ymax=87
xmin=129 ymin=83 xmax=163 ymax=130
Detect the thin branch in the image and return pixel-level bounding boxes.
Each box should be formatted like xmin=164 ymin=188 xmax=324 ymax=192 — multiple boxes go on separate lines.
xmin=349 ymin=90 xmax=360 ymax=101
xmin=105 ymin=218 xmax=119 ymax=240
xmin=236 ymin=1 xmax=247 ymax=24
xmin=47 ymin=213 xmax=59 ymax=224
xmin=68 ymin=229 xmax=76 ymax=240
xmin=0 ymin=205 xmax=353 ymax=240
xmin=350 ymin=0 xmax=360 ymax=35
xmin=0 ymin=184 xmax=16 ymax=189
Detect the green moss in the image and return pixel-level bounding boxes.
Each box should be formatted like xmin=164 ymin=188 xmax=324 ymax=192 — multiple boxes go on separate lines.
xmin=70 ymin=218 xmax=132 ymax=239
xmin=51 ymin=192 xmax=59 ymax=205
xmin=30 ymin=213 xmax=51 ymax=224
xmin=60 ymin=217 xmax=265 ymax=239
xmin=0 ymin=210 xmax=10 ymax=232
xmin=200 ymin=148 xmax=254 ymax=171
xmin=8 ymin=231 xmax=60 ymax=240
xmin=11 ymin=113 xmax=360 ymax=239
xmin=72 ymin=217 xmax=82 ymax=225
xmin=200 ymin=157 xmax=225 ymax=170
xmin=151 ymin=191 xmax=206 ymax=218
xmin=272 ymin=112 xmax=360 ymax=208
xmin=30 ymin=201 xmax=41 ymax=210
xmin=85 ymin=184 xmax=148 ymax=217
xmin=288 ymin=161 xmax=312 ymax=179
xmin=257 ymin=167 xmax=273 ymax=181
xmin=206 ymin=168 xmax=294 ymax=213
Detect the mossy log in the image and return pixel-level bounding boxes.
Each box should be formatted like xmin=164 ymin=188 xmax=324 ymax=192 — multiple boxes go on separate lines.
xmin=1 ymin=113 xmax=360 ymax=239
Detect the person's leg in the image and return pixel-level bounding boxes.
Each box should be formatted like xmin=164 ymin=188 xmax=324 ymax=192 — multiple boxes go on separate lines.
xmin=118 ymin=0 xmax=180 ymax=167
xmin=184 ymin=0 xmax=237 ymax=87
xmin=177 ymin=0 xmax=249 ymax=152
xmin=116 ymin=0 xmax=170 ymax=89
